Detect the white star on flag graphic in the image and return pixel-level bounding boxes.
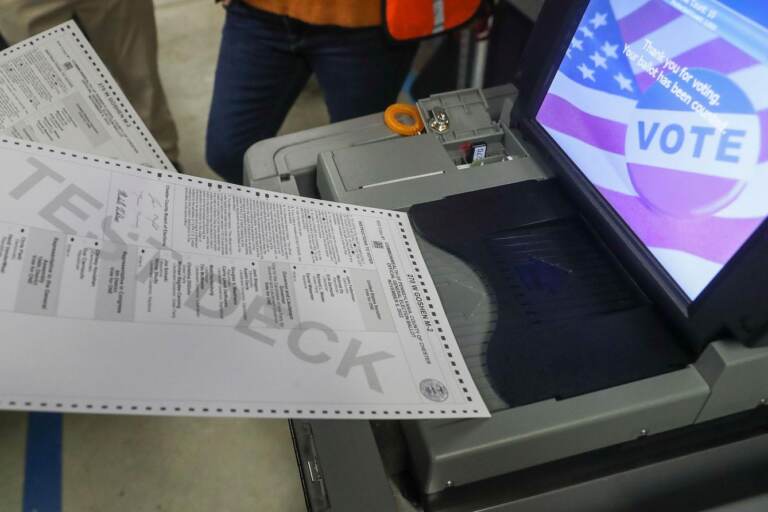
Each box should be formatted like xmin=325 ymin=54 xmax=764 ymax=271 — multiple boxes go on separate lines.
xmin=589 ymin=12 xmax=607 ymax=29
xmin=578 ymin=63 xmax=596 ymax=81
xmin=589 ymin=51 xmax=608 ymax=69
xmin=614 ymin=72 xmax=634 ymax=91
xmin=601 ymin=41 xmax=619 ymax=59
xmin=579 ymin=26 xmax=595 ymax=39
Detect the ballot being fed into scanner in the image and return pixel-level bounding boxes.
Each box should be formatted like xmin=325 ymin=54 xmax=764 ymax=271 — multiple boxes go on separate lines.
xmin=244 ymin=0 xmax=768 ymax=506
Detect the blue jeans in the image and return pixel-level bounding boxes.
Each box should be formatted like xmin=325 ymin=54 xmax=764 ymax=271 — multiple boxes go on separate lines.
xmin=206 ymin=1 xmax=418 ymax=184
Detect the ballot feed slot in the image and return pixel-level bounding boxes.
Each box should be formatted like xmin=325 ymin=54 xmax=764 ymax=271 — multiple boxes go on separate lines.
xmin=360 ymin=170 xmax=445 ymax=190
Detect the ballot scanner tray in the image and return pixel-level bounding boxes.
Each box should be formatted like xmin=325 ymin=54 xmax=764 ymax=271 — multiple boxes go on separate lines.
xmin=409 ymin=179 xmax=694 ymax=410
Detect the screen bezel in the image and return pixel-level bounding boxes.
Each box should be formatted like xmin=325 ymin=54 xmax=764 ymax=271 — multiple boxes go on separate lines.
xmin=510 ymin=0 xmax=768 ymax=349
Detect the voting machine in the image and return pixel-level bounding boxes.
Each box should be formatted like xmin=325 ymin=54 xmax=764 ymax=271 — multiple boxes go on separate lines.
xmin=245 ymin=0 xmax=768 ymax=509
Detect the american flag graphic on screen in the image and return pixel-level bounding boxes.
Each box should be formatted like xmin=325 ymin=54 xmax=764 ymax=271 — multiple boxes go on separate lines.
xmin=537 ymin=0 xmax=768 ymax=299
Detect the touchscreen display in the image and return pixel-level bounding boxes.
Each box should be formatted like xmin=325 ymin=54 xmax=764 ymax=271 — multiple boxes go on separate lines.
xmin=536 ymin=0 xmax=768 ymax=299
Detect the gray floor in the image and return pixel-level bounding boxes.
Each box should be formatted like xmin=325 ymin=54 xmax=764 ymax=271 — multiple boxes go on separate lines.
xmin=0 ymin=0 xmax=332 ymax=510
xmin=0 ymin=412 xmax=26 ymax=512
xmin=0 ymin=412 xmax=307 ymax=511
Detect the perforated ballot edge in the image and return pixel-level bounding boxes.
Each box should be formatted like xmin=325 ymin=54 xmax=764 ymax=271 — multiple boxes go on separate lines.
xmin=0 ymin=136 xmax=490 ymax=420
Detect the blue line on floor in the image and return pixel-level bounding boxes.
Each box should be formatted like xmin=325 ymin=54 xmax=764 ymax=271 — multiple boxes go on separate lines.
xmin=22 ymin=412 xmax=62 ymax=512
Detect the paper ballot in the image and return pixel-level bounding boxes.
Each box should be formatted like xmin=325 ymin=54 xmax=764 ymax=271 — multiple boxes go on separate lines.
xmin=0 ymin=138 xmax=489 ymax=419
xmin=0 ymin=21 xmax=173 ymax=171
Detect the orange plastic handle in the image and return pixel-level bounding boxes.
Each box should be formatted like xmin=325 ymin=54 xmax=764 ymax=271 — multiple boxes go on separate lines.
xmin=384 ymin=103 xmax=424 ymax=136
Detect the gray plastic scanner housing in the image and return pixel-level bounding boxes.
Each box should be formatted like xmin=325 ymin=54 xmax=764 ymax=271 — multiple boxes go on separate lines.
xmin=243 ymin=86 xmax=768 ymax=495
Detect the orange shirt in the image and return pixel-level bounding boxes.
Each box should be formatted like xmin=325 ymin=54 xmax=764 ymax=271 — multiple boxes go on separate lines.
xmin=243 ymin=0 xmax=382 ymax=28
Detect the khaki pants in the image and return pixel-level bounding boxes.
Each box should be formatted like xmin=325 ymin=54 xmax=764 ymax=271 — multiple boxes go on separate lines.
xmin=0 ymin=0 xmax=180 ymax=161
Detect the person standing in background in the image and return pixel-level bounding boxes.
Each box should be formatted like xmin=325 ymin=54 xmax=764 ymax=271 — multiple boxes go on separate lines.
xmin=207 ymin=0 xmax=418 ymax=185
xmin=0 ymin=0 xmax=181 ymax=167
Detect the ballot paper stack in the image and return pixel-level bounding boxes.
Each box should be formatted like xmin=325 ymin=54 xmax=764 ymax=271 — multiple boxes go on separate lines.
xmin=0 ymin=23 xmax=488 ymax=420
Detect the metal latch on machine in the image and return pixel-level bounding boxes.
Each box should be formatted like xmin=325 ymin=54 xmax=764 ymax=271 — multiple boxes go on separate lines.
xmin=428 ymin=107 xmax=450 ymax=133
